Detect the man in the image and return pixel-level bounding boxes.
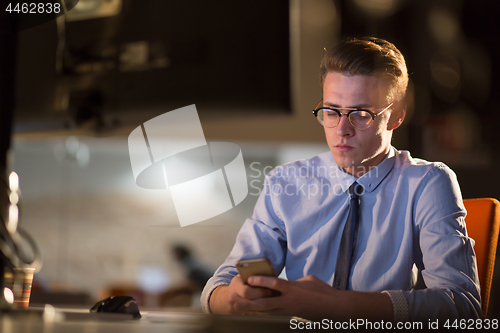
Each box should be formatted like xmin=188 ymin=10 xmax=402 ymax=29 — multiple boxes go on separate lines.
xmin=201 ymin=37 xmax=481 ymax=322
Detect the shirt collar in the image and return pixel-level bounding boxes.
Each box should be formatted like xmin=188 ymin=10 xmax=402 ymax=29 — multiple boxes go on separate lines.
xmin=357 ymin=147 xmax=396 ymax=193
xmin=329 ymin=146 xmax=396 ymax=194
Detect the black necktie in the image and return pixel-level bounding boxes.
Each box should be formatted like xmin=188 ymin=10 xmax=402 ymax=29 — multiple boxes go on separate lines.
xmin=333 ymin=182 xmax=362 ymax=290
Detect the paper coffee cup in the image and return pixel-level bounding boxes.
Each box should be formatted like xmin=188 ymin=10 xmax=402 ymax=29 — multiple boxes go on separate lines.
xmin=4 ymin=267 xmax=35 ymax=307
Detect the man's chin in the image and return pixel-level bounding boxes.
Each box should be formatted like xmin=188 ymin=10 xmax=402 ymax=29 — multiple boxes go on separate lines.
xmin=332 ymin=158 xmax=370 ymax=177
xmin=332 ymin=155 xmax=358 ymax=170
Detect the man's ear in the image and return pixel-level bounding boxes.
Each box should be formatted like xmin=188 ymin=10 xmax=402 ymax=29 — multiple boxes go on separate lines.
xmin=388 ymin=102 xmax=406 ymax=130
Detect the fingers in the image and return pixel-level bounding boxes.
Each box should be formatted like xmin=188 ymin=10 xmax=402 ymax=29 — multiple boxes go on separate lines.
xmin=234 ymin=275 xmax=334 ymax=318
xmin=240 ymin=286 xmax=274 ymax=300
xmin=233 ymin=294 xmax=283 ymax=313
xmin=247 ymin=275 xmax=286 ymax=292
xmin=233 ymin=275 xmax=274 ymax=300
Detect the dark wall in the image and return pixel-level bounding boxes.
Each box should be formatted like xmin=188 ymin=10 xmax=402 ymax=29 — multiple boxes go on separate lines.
xmin=14 ymin=0 xmax=291 ymax=132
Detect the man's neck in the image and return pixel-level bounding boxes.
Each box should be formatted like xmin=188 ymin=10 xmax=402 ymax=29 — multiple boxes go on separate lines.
xmin=343 ymin=148 xmax=391 ymax=178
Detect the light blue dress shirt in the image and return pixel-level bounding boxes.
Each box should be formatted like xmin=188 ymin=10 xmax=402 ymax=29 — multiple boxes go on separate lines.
xmin=201 ymin=147 xmax=481 ymax=321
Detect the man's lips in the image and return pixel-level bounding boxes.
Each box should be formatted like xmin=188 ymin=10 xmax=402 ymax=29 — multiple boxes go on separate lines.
xmin=334 ymin=144 xmax=354 ymax=152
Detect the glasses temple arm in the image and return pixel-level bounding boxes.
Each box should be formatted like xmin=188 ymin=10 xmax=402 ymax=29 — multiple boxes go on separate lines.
xmin=314 ymin=99 xmax=323 ymax=110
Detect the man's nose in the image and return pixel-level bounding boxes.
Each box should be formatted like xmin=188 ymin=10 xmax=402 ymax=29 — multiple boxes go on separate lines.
xmin=336 ymin=114 xmax=354 ymax=136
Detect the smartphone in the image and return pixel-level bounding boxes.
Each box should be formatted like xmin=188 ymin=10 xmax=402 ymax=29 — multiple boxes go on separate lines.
xmin=236 ymin=258 xmax=277 ymax=284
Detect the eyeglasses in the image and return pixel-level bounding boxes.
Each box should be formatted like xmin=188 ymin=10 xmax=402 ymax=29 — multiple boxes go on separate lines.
xmin=312 ymin=99 xmax=393 ymax=130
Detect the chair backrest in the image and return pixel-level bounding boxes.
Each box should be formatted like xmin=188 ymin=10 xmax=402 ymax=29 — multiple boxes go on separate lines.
xmin=463 ymin=198 xmax=500 ymax=319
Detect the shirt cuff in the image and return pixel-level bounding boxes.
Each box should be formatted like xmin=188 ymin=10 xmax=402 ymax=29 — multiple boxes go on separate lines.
xmin=202 ymin=282 xmax=230 ymax=314
xmin=382 ymin=290 xmax=409 ymax=323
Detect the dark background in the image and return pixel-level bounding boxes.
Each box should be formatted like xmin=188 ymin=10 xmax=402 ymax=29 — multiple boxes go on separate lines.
xmin=336 ymin=0 xmax=500 ymax=200
xmin=9 ymin=0 xmax=500 ymax=200
xmin=1 ymin=0 xmax=499 ymax=318
xmin=12 ymin=0 xmax=291 ymax=132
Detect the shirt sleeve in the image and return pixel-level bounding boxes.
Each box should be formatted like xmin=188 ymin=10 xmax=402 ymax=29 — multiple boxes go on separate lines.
xmin=200 ymin=173 xmax=288 ymax=313
xmin=403 ymin=163 xmax=481 ymax=321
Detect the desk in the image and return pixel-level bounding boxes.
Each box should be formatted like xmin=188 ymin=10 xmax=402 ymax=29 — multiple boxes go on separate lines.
xmin=0 ymin=306 xmax=295 ymax=333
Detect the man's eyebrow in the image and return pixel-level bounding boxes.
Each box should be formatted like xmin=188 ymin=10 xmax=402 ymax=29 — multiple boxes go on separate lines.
xmin=323 ymin=102 xmax=372 ymax=109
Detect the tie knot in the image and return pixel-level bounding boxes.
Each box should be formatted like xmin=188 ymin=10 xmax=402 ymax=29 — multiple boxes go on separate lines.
xmin=348 ymin=182 xmax=362 ymax=199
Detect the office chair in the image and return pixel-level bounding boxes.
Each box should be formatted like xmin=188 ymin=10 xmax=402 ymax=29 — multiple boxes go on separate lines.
xmin=463 ymin=198 xmax=500 ymax=319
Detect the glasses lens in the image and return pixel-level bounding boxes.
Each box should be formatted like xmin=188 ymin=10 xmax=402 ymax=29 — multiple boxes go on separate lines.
xmin=319 ymin=109 xmax=339 ymax=127
xmin=317 ymin=109 xmax=374 ymax=129
xmin=349 ymin=111 xmax=372 ymax=129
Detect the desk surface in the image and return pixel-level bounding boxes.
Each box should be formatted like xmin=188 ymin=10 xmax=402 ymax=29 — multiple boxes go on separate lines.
xmin=0 ymin=306 xmax=296 ymax=333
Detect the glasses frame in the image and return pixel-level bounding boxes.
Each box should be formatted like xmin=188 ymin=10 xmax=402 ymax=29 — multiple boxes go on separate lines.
xmin=312 ymin=99 xmax=393 ymax=130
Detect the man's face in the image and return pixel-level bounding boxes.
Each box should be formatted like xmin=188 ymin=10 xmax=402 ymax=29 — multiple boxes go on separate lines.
xmin=322 ymin=72 xmax=402 ymax=177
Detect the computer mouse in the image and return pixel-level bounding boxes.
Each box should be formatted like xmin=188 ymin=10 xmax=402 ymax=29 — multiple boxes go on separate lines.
xmin=90 ymin=295 xmax=141 ymax=319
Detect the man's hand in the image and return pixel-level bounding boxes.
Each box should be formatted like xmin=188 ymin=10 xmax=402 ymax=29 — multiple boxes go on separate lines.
xmin=243 ymin=275 xmax=341 ymax=320
xmin=238 ymin=275 xmax=393 ymax=321
xmin=208 ymin=274 xmax=274 ymax=315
